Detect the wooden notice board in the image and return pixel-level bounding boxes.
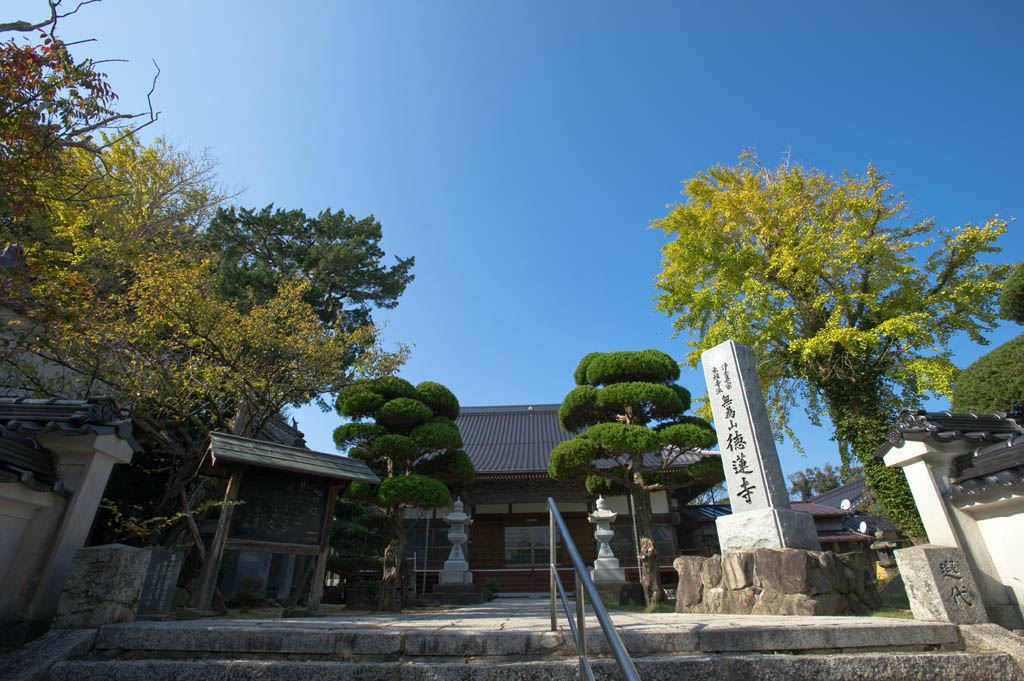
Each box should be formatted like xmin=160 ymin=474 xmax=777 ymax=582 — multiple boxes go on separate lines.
xmin=190 ymin=432 xmax=379 ymax=614
xmin=230 ymin=469 xmax=328 ymax=546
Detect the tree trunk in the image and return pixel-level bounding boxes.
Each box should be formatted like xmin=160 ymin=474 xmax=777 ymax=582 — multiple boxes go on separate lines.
xmin=378 ymin=508 xmax=405 ymax=611
xmin=631 ymin=489 xmax=663 ymax=607
xmin=820 ymin=379 xmax=925 ymax=537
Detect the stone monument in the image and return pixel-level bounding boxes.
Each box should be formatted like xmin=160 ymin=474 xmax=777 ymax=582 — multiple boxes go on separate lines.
xmin=53 ymin=545 xmax=154 ymax=628
xmin=588 ymin=496 xmax=625 ymax=602
xmin=439 ymin=498 xmax=473 ymax=585
xmin=895 ymin=545 xmax=988 ymax=624
xmin=701 ymin=340 xmax=819 ymax=551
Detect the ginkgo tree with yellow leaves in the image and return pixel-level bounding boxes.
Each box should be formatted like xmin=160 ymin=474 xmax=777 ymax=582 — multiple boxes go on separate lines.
xmin=652 ymin=151 xmax=1011 ymax=536
xmin=1 ymin=135 xmax=410 ymax=541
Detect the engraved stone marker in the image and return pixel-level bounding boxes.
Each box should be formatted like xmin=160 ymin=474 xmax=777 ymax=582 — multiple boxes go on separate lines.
xmin=136 ymin=549 xmax=183 ymax=617
xmin=701 ymin=340 xmax=819 ymax=551
xmin=53 ymin=544 xmax=151 ymax=628
xmin=894 ymin=545 xmax=988 ymax=623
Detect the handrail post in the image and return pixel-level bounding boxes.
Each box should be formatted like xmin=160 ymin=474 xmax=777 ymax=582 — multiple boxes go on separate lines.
xmin=547 ymin=497 xmax=640 ymax=681
xmin=576 ymin=571 xmax=586 ymax=680
xmin=550 ymin=507 xmax=557 ymax=631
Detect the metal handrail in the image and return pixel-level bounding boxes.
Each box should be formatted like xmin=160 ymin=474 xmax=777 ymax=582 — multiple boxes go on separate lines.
xmin=548 ymin=497 xmax=641 ymax=681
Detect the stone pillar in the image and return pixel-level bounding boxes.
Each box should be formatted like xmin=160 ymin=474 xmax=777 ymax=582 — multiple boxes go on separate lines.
xmin=439 ymin=498 xmax=473 ymax=585
xmin=701 ymin=341 xmax=819 ymax=551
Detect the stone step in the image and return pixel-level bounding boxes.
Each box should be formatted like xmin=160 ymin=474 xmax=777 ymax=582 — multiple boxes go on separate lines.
xmin=44 ymin=651 xmax=1021 ymax=681
xmin=8 ymin=605 xmax=1022 ymax=681
xmin=87 ymin=616 xmax=964 ymax=660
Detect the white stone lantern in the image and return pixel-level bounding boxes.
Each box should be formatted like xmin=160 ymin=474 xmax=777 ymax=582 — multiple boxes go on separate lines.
xmin=589 ymin=496 xmax=625 ymax=582
xmin=439 ymin=497 xmax=473 ymax=584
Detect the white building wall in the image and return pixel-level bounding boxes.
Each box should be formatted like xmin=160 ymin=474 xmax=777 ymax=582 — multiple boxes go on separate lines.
xmin=957 ymin=494 xmax=1024 ymax=614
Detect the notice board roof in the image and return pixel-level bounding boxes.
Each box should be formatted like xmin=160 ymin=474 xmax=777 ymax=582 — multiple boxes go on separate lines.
xmin=201 ymin=432 xmax=379 ymax=484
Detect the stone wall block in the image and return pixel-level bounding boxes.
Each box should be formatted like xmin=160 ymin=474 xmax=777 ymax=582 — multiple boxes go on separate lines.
xmin=837 ymin=551 xmax=867 ymax=572
xmin=808 ymin=592 xmax=848 ymax=615
xmin=704 ymin=586 xmax=756 ymax=614
xmin=862 ymin=579 xmax=883 ymax=610
xmin=678 ymin=548 xmax=880 ymax=616
xmin=815 ymin=551 xmax=848 ymax=593
xmin=843 ymin=565 xmax=866 ymax=600
xmin=751 ymin=589 xmax=784 ymax=615
xmin=702 ymin=587 xmax=725 ymax=614
xmin=810 ymin=565 xmax=833 ymax=596
xmin=672 ymin=556 xmax=705 ymax=609
xmin=845 ymin=595 xmax=872 ymax=615
xmin=720 ymin=587 xmax=756 ymax=614
xmin=700 ymin=554 xmax=722 ymax=589
xmin=721 ymin=551 xmax=754 ymax=590
xmin=753 ymin=548 xmax=812 ymax=593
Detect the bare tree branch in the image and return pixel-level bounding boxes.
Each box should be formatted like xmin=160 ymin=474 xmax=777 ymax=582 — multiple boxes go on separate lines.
xmin=0 ymin=0 xmax=102 ymax=35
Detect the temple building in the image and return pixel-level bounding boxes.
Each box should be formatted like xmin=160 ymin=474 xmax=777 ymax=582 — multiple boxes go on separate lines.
xmin=404 ymin=404 xmax=874 ymax=593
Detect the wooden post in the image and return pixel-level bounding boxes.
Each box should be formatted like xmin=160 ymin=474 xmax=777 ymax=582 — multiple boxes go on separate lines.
xmin=307 ymin=482 xmax=342 ymax=614
xmin=180 ymin=486 xmax=207 ymax=561
xmin=192 ymin=468 xmax=243 ymax=611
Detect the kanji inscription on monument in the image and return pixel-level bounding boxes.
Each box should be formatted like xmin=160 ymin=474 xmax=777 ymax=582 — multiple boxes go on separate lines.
xmin=701 ymin=340 xmax=819 ymax=550
xmin=895 ymin=545 xmax=988 ymax=623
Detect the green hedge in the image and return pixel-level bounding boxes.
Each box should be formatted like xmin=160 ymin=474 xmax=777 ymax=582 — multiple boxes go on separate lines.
xmin=952 ymin=335 xmax=1024 ymax=413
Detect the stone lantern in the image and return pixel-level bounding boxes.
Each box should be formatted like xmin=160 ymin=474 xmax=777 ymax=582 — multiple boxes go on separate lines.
xmin=589 ymin=496 xmax=625 ymax=594
xmin=439 ymin=497 xmax=473 ymax=585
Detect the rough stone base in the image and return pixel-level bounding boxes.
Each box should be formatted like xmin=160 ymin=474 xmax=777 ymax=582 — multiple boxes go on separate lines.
xmin=419 ymin=583 xmax=484 ymax=606
xmin=715 ymin=508 xmax=821 ymax=551
xmin=673 ymin=548 xmax=881 ymax=616
xmin=591 ymin=580 xmax=624 ymax=605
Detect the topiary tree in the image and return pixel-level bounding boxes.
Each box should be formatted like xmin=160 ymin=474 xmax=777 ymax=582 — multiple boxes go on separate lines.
xmin=549 ymin=349 xmax=719 ymax=606
xmin=326 ymin=499 xmax=393 ymax=597
xmin=953 ymin=261 xmax=1024 ymax=413
xmin=334 ymin=377 xmax=474 ymax=611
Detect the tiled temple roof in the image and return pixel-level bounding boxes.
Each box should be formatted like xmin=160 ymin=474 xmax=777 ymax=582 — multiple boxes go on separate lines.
xmin=456 ymin=404 xmax=718 ymax=475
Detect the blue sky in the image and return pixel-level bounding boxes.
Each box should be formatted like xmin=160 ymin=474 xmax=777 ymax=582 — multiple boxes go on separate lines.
xmin=12 ymin=1 xmax=1022 ymax=481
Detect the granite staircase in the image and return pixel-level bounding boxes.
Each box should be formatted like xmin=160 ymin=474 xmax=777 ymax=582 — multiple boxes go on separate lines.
xmin=6 ymin=606 xmax=1022 ymax=681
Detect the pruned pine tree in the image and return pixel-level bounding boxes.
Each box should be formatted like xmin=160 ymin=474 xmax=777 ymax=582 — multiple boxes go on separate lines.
xmin=334 ymin=377 xmax=474 ymax=611
xmin=549 ymin=350 xmax=718 ymax=607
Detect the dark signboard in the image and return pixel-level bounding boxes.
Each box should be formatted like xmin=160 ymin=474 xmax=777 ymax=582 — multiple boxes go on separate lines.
xmin=136 ymin=549 xmax=184 ymax=616
xmin=230 ymin=468 xmax=328 ymax=546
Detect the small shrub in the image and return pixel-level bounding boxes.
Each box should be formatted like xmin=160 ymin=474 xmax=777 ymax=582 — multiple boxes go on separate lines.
xmin=226 ymin=590 xmax=269 ymax=609
xmin=483 ymin=579 xmax=500 ymax=601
